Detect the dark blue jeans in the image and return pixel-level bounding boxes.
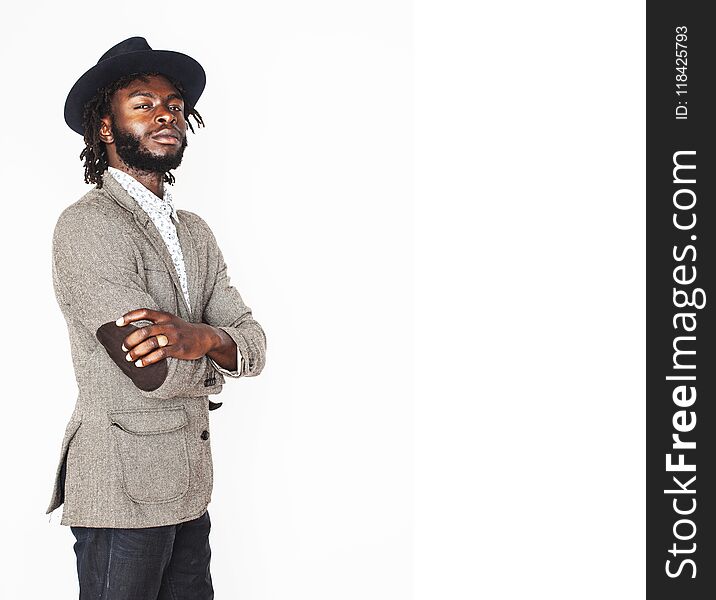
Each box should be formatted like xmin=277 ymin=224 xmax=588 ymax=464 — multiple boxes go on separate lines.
xmin=71 ymin=510 xmax=214 ymax=599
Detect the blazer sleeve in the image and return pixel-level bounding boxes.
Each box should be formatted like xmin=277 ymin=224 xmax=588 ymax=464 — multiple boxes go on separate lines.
xmin=200 ymin=218 xmax=267 ymax=378
xmin=52 ymin=204 xmax=225 ymax=399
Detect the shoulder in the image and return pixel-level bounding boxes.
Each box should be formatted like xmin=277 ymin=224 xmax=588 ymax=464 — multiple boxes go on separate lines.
xmin=53 ymin=188 xmax=132 ymax=247
xmin=177 ymin=209 xmax=219 ymax=245
xmin=56 ymin=187 xmax=118 ymax=225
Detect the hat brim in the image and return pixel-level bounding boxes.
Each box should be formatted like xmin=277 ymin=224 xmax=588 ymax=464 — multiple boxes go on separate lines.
xmin=64 ymin=49 xmax=206 ymax=136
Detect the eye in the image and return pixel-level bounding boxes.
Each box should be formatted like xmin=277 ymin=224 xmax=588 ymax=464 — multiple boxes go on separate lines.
xmin=134 ymin=104 xmax=151 ymax=110
xmin=170 ymin=105 xmax=183 ymax=111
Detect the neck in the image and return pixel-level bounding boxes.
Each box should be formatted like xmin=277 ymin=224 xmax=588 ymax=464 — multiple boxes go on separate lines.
xmin=109 ymin=162 xmax=165 ymax=198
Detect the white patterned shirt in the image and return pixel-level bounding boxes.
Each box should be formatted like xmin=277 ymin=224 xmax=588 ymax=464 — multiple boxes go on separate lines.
xmin=108 ymin=166 xmax=241 ymax=377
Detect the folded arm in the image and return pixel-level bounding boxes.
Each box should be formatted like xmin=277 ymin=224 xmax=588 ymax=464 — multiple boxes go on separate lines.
xmin=52 ymin=205 xmax=225 ymax=397
xmin=200 ymin=218 xmax=267 ymax=379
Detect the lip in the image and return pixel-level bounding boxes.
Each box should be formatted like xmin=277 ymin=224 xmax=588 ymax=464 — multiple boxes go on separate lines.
xmin=151 ymin=129 xmax=181 ymax=145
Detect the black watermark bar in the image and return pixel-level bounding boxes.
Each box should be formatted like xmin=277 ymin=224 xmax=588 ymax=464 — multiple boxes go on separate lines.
xmin=648 ymin=4 xmax=716 ymax=597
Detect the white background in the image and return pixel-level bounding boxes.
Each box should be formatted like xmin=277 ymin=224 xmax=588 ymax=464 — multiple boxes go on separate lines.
xmin=0 ymin=1 xmax=644 ymax=598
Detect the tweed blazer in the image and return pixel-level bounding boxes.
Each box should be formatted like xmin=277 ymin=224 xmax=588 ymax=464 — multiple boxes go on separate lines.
xmin=46 ymin=170 xmax=266 ymax=528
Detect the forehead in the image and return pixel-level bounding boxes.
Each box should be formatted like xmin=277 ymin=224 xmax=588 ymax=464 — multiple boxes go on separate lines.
xmin=114 ymin=74 xmax=183 ymax=102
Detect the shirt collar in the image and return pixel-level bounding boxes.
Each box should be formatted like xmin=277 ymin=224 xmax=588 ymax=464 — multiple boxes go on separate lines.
xmin=107 ymin=166 xmax=178 ymax=220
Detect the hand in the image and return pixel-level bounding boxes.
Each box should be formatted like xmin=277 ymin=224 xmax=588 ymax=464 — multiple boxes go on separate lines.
xmin=116 ymin=308 xmax=217 ymax=367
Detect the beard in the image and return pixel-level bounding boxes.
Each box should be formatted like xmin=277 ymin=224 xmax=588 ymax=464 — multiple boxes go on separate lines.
xmin=111 ymin=123 xmax=188 ymax=175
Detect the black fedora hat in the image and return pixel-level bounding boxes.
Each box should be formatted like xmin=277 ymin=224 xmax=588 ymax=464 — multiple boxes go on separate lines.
xmin=64 ymin=36 xmax=206 ymax=136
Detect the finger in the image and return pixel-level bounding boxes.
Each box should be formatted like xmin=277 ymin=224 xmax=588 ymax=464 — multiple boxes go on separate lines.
xmin=116 ymin=308 xmax=166 ymax=327
xmin=126 ymin=335 xmax=171 ymax=362
xmin=135 ymin=347 xmax=168 ymax=368
xmin=122 ymin=323 xmax=171 ymax=351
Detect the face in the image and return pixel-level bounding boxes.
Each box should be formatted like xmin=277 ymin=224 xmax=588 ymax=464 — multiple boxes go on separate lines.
xmin=100 ymin=74 xmax=189 ymax=174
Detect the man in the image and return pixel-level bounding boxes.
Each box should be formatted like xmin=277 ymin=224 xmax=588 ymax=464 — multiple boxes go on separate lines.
xmin=46 ymin=37 xmax=267 ymax=599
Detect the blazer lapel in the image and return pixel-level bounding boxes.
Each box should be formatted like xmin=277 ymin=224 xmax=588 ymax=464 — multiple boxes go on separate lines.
xmin=100 ymin=171 xmax=195 ymax=319
xmin=174 ymin=215 xmax=199 ymax=319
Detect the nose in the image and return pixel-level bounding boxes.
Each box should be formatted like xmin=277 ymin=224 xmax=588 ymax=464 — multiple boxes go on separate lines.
xmin=155 ymin=104 xmax=177 ymax=125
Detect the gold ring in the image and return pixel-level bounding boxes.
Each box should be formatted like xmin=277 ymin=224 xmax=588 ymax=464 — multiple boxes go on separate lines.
xmin=156 ymin=334 xmax=169 ymax=347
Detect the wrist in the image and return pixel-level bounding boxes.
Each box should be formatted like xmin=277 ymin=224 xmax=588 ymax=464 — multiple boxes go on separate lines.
xmin=199 ymin=323 xmax=223 ymax=355
xmin=204 ymin=325 xmax=239 ymax=372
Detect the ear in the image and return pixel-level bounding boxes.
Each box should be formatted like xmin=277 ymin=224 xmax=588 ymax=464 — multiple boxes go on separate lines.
xmin=99 ymin=114 xmax=114 ymax=144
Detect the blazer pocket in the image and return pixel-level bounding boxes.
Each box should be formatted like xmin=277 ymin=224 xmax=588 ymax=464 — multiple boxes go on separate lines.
xmin=108 ymin=406 xmax=190 ymax=505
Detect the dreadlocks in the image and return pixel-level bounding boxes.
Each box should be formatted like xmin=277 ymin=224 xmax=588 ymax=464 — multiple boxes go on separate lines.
xmin=79 ymin=71 xmax=205 ymax=188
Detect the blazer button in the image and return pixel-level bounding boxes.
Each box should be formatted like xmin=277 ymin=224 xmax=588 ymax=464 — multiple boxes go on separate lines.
xmin=200 ymin=430 xmax=210 ymax=441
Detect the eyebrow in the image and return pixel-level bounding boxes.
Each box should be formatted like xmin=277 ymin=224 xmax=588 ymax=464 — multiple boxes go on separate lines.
xmin=126 ymin=90 xmax=184 ymax=102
